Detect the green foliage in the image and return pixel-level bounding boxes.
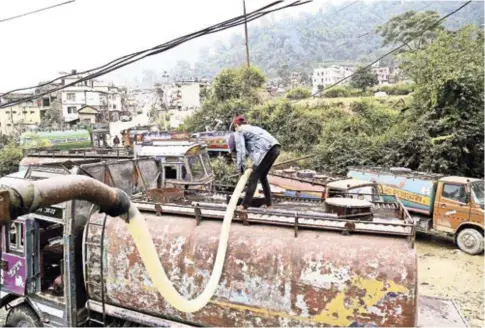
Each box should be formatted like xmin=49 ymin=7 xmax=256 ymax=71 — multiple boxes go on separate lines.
xmin=248 ymin=100 xmax=322 ymax=153
xmin=400 ymin=25 xmax=484 ymax=105
xmin=39 ymin=99 xmax=63 ymax=129
xmin=286 ymin=87 xmax=311 ymax=100
xmin=350 ymin=67 xmax=378 ymax=91
xmin=212 ymin=66 xmax=265 ymax=103
xmin=191 ymin=2 xmax=483 ymax=77
xmin=322 ymin=86 xmax=350 ymax=98
xmin=189 ymin=23 xmax=484 ymax=179
xmin=376 ymin=10 xmax=445 ymax=50
xmin=183 ymin=66 xmax=265 ymax=132
xmin=211 ymin=157 xmax=239 ymax=185
xmin=0 ymin=141 xmax=23 ymax=177
xmin=322 ymin=86 xmax=372 ymax=98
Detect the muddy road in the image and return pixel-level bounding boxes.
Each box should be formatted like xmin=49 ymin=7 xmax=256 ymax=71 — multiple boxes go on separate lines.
xmin=0 ymin=233 xmax=482 ymax=327
xmin=416 ymin=233 xmax=484 ymax=328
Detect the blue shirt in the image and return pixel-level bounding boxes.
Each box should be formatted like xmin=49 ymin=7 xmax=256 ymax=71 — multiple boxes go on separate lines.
xmin=234 ymin=124 xmax=279 ymax=173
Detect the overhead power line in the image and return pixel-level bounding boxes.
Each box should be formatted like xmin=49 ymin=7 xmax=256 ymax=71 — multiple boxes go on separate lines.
xmin=0 ymin=0 xmax=311 ymax=108
xmin=309 ymin=0 xmax=472 ymax=99
xmin=337 ymin=2 xmax=435 ymax=47
xmin=0 ymin=0 xmax=75 ymax=24
xmin=334 ymin=1 xmax=359 ymax=15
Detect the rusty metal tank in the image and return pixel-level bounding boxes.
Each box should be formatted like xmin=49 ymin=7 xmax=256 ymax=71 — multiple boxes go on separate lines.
xmin=83 ymin=211 xmax=417 ymax=327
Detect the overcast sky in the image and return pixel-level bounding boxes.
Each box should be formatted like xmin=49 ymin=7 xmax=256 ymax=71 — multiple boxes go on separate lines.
xmin=0 ymin=0 xmax=364 ymax=92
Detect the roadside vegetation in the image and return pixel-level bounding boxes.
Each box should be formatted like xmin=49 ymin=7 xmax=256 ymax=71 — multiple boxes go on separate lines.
xmin=183 ymin=19 xmax=484 ymax=179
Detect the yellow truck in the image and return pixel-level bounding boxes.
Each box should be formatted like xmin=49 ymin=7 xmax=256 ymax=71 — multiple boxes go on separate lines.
xmin=347 ymin=167 xmax=484 ymax=255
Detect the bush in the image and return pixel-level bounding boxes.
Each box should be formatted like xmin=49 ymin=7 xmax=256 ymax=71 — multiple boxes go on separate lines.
xmin=211 ymin=156 xmax=239 ymax=185
xmin=322 ymin=86 xmax=349 ymax=98
xmin=376 ymin=83 xmax=415 ymax=95
xmin=0 ymin=141 xmax=23 ymax=177
xmin=286 ymin=87 xmax=312 ymax=100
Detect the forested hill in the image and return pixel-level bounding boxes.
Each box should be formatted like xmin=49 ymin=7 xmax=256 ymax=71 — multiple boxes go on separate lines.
xmin=186 ymin=1 xmax=483 ymax=77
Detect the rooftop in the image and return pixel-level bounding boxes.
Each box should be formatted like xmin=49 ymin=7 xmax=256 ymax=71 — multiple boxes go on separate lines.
xmin=326 ymin=178 xmax=375 ymax=190
xmin=439 ymin=176 xmax=482 ymax=184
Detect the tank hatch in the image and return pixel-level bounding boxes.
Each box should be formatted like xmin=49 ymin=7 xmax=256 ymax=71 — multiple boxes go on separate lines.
xmin=325 ymin=197 xmax=373 ymax=221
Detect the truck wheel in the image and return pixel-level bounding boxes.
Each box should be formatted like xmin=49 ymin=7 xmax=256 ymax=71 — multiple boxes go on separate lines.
xmin=456 ymin=228 xmax=484 ymax=255
xmin=5 ymin=305 xmax=42 ymax=327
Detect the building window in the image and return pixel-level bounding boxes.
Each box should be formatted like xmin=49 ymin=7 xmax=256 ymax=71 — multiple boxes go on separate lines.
xmin=67 ymin=93 xmax=76 ymax=101
xmin=42 ymin=98 xmax=50 ymax=107
xmin=23 ymin=111 xmax=27 ymax=114
xmin=30 ymin=111 xmax=35 ymax=114
xmin=67 ymin=106 xmax=77 ymax=114
xmin=12 ymin=111 xmax=16 ymax=114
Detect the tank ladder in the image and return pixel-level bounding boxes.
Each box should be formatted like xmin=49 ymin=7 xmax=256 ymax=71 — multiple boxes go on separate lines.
xmin=84 ymin=214 xmax=108 ymax=327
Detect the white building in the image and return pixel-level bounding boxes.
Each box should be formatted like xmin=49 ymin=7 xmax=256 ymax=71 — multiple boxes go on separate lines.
xmin=312 ymin=65 xmax=355 ymax=94
xmin=59 ymin=70 xmax=124 ymax=123
xmin=371 ymin=66 xmax=391 ymax=85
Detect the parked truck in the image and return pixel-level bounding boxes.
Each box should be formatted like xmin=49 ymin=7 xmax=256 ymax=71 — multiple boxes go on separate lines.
xmin=20 ymin=129 xmax=92 ymax=150
xmin=347 ymin=167 xmax=484 ymax=255
xmin=0 ymin=157 xmax=425 ymax=327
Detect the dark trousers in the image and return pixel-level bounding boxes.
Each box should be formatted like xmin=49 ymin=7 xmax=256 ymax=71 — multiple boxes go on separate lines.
xmin=242 ymin=145 xmax=281 ymax=208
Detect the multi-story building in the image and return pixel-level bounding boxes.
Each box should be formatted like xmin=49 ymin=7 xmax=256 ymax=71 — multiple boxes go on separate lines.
xmin=371 ymin=65 xmax=391 ymax=85
xmin=0 ymin=93 xmax=41 ymax=135
xmin=312 ymin=65 xmax=355 ymax=94
xmin=59 ymin=70 xmax=123 ymax=123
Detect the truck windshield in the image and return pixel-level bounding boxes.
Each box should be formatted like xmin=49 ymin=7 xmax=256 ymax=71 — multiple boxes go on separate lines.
xmin=188 ymin=155 xmax=205 ymax=180
xmin=470 ymin=181 xmax=484 ymax=208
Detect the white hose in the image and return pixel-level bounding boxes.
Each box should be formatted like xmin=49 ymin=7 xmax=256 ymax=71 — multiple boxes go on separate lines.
xmin=125 ymin=168 xmax=252 ymax=313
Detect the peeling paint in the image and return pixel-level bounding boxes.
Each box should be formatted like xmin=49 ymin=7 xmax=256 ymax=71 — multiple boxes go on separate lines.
xmin=85 ymin=212 xmax=417 ymax=327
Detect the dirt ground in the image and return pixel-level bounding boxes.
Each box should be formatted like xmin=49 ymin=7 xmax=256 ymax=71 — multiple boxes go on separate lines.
xmin=0 ymin=233 xmax=483 ymax=327
xmin=416 ymin=233 xmax=484 ymax=328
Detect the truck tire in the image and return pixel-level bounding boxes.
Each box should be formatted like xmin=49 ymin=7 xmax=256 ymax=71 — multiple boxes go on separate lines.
xmin=5 ymin=305 xmax=43 ymax=327
xmin=456 ymin=228 xmax=484 ymax=255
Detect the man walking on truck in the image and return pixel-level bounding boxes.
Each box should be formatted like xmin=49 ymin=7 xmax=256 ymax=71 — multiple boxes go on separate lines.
xmin=229 ymin=115 xmax=280 ymax=212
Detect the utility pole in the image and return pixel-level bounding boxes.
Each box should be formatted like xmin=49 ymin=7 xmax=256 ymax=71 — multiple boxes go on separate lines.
xmin=243 ymin=0 xmax=251 ymax=67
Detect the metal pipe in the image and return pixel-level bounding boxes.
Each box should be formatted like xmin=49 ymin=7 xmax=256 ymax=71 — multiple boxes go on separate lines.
xmin=0 ymin=175 xmax=130 ymax=225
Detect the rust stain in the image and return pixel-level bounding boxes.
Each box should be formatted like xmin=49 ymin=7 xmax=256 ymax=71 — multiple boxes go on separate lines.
xmin=85 ymin=212 xmax=417 ymax=327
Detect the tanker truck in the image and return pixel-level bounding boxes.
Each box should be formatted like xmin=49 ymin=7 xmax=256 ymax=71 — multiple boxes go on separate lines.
xmin=347 ymin=167 xmax=484 ymax=255
xmin=0 ymin=158 xmax=424 ymax=327
xmin=20 ymin=129 xmax=92 ymax=150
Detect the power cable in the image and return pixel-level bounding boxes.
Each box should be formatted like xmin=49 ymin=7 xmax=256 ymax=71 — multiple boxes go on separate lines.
xmin=2 ymin=0 xmax=291 ymax=98
xmin=334 ymin=1 xmax=359 ymax=15
xmin=0 ymin=0 xmax=311 ymax=108
xmin=336 ymin=2 xmax=435 ymax=48
xmin=0 ymin=0 xmax=75 ymax=24
xmin=307 ymin=0 xmax=471 ymax=99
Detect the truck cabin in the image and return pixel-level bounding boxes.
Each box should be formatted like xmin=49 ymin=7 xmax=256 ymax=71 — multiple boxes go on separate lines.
xmin=438 ymin=176 xmax=484 ymax=209
xmin=0 ymin=168 xmax=74 ymax=326
xmin=325 ymin=178 xmax=383 ymax=202
xmin=134 ymin=140 xmax=214 ymax=189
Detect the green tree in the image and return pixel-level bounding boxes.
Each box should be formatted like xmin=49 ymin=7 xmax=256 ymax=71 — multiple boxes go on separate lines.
xmin=183 ymin=66 xmax=265 ymax=132
xmin=350 ymin=66 xmax=378 ymax=91
xmin=39 ymin=98 xmax=63 ymax=129
xmin=0 ymin=140 xmax=23 ymax=177
xmin=286 ymin=87 xmax=311 ymax=100
xmin=400 ymin=25 xmax=484 ymax=104
xmin=376 ymin=10 xmax=445 ymax=51
xmin=277 ymin=64 xmax=291 ymax=87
